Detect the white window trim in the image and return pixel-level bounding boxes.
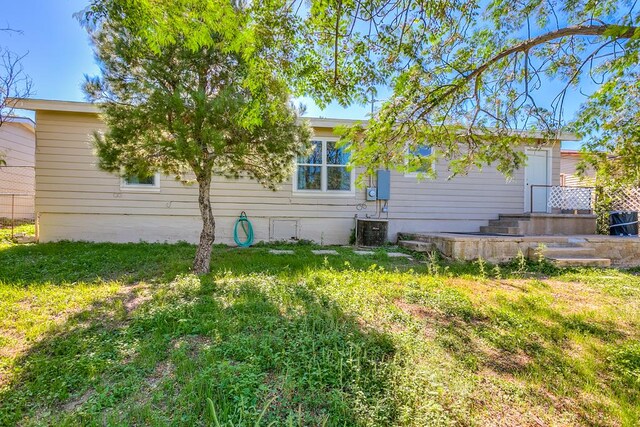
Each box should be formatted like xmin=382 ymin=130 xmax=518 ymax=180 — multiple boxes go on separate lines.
xmin=292 ymin=138 xmax=355 ymax=196
xmin=404 ymin=143 xmax=434 ymax=178
xmin=120 ymin=172 xmax=161 ymax=192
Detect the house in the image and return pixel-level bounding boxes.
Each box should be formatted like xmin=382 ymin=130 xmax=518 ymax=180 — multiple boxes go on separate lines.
xmin=0 ymin=117 xmax=36 ymax=222
xmin=12 ymin=98 xmax=582 ymax=245
xmin=560 ymin=149 xmax=596 ymax=186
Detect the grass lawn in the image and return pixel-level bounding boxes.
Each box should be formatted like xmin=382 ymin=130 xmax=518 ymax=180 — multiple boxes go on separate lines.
xmin=0 ymin=240 xmax=639 ymax=426
xmin=0 ymin=223 xmax=36 ymax=242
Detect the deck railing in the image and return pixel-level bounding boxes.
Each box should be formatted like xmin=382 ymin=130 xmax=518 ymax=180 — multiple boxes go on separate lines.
xmin=530 ymin=185 xmax=595 ymax=214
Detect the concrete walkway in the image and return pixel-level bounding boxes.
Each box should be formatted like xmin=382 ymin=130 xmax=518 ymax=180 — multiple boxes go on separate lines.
xmin=267 ymin=247 xmax=413 ymax=259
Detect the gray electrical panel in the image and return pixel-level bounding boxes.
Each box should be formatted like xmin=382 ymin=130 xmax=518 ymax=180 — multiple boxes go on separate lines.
xmin=376 ymin=169 xmax=391 ymax=200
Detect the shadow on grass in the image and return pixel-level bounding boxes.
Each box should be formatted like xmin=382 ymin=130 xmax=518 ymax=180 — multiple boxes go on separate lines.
xmin=0 ymin=272 xmax=399 ymax=426
xmin=399 ymin=285 xmax=638 ymax=425
xmin=0 ymin=241 xmax=419 ymax=288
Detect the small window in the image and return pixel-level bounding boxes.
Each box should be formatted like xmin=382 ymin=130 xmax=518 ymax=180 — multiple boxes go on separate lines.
xmin=295 ymin=139 xmax=352 ymax=193
xmin=405 ymin=144 xmax=433 ymax=176
xmin=121 ymin=172 xmax=160 ymax=190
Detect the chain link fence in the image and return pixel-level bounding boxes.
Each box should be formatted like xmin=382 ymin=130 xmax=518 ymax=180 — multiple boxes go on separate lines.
xmin=0 ymin=166 xmax=35 ymax=240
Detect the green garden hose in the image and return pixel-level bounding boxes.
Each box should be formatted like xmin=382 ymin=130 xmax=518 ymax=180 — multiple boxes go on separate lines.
xmin=233 ymin=211 xmax=254 ymax=247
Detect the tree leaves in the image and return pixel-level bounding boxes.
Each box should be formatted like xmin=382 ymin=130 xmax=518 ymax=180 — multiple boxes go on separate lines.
xmin=80 ymin=0 xmax=312 ymax=272
xmin=80 ymin=0 xmax=311 ymax=184
xmin=79 ymin=0 xmax=640 ymax=185
xmin=297 ymin=0 xmax=640 ymax=178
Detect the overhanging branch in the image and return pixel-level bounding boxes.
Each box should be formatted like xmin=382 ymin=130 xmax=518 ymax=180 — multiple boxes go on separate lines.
xmin=423 ymin=24 xmax=639 ymax=114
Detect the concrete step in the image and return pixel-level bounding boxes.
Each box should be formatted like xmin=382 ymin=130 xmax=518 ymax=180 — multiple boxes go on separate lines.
xmin=398 ymin=240 xmax=433 ymax=252
xmin=548 ymin=257 xmax=611 ymax=268
xmin=397 ymin=233 xmax=433 ymax=243
xmin=498 ymin=214 xmax=533 ymax=221
xmin=488 ymin=219 xmax=522 ymax=227
xmin=479 ymin=226 xmax=521 ymax=235
xmin=527 ymin=245 xmax=596 ymax=259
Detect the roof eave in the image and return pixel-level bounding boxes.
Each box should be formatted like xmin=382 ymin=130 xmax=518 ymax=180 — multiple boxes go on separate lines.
xmin=6 ymin=98 xmax=580 ymax=141
xmin=1 ymin=116 xmax=35 ymax=132
xmin=7 ymin=98 xmax=101 ymax=114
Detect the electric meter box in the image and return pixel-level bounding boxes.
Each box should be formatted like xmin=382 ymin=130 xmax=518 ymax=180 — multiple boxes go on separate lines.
xmin=365 ymin=187 xmax=377 ymax=201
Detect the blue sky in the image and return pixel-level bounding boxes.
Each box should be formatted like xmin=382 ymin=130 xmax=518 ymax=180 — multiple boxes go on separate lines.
xmin=2 ymin=1 xmax=98 ymax=103
xmin=2 ymin=0 xmax=582 ymax=148
xmin=1 ymin=0 xmax=369 ymax=121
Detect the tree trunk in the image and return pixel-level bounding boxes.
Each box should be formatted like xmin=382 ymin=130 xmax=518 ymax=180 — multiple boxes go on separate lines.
xmin=192 ymin=176 xmax=215 ymax=274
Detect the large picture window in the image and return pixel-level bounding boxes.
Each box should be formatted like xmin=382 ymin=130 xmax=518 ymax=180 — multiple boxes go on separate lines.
xmin=295 ymin=139 xmax=352 ymax=192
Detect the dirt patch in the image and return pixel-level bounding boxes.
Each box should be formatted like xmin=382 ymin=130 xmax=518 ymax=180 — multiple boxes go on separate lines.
xmin=395 ymin=299 xmax=533 ymax=375
xmin=546 ymin=280 xmax=617 ymax=310
xmin=146 ymin=360 xmax=175 ymax=389
xmin=0 ymin=335 xmax=27 ymax=389
xmin=395 ymin=300 xmax=429 ymax=320
xmin=355 ymin=313 xmax=407 ymax=337
xmin=480 ymin=344 xmax=532 ymax=375
xmin=394 ymin=300 xmax=454 ymax=339
xmin=0 ymin=331 xmax=26 ymax=360
xmin=445 ymin=278 xmax=532 ymax=302
xmin=118 ymin=283 xmax=152 ymax=316
xmin=472 ymin=378 xmax=555 ymax=427
xmin=473 ymin=367 xmax=609 ymax=427
xmin=123 ymin=293 xmax=152 ymax=314
xmin=62 ymin=388 xmax=94 ymax=412
xmin=171 ymin=335 xmax=212 ymax=358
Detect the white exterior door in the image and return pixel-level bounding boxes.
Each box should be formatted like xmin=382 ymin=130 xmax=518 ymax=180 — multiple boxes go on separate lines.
xmin=525 ymin=149 xmax=551 ymax=213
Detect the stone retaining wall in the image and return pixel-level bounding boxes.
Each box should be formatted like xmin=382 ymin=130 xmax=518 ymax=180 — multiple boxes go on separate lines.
xmin=399 ymin=233 xmax=640 ymax=267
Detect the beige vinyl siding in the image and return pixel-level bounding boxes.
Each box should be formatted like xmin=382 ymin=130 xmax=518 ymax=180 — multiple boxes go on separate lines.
xmin=385 ymin=143 xmax=560 ymax=238
xmin=34 ymin=110 xmax=562 ymax=244
xmin=552 ymin=145 xmax=562 ymax=186
xmin=0 ymin=122 xmax=35 ymax=166
xmin=560 ymin=153 xmax=595 ymax=186
xmin=0 ymin=121 xmax=35 ymax=219
xmin=35 ymin=111 xmax=373 ymax=243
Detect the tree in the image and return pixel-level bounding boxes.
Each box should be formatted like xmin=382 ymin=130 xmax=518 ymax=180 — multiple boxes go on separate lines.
xmin=0 ymin=27 xmax=32 ymax=129
xmin=290 ymin=0 xmax=640 ymax=179
xmin=79 ymin=1 xmax=311 ymax=273
xmin=574 ymin=63 xmax=640 ymax=186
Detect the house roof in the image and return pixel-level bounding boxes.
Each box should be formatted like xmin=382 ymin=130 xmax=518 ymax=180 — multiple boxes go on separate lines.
xmin=1 ymin=116 xmax=35 ymax=133
xmin=8 ymin=98 xmax=361 ymax=128
xmin=8 ymin=98 xmax=579 ymax=140
xmin=9 ymin=98 xmax=100 ymax=114
xmin=561 ymin=149 xmax=583 ymax=156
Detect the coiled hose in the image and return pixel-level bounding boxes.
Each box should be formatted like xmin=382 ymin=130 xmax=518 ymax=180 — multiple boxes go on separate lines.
xmin=233 ymin=211 xmax=254 ymax=247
